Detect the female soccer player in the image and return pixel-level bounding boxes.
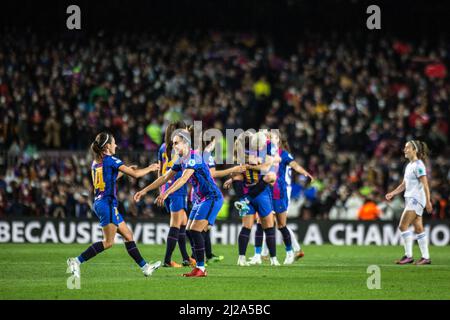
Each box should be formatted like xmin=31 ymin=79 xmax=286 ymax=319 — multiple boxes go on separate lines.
xmin=201 ymin=137 xmax=246 ymax=263
xmin=157 ymin=121 xmax=195 ymax=268
xmin=134 ymin=130 xmax=224 ymax=277
xmin=385 ymin=140 xmax=432 ymax=265
xmin=250 ymin=131 xmax=314 ymax=265
xmin=231 ymin=131 xmax=280 ymax=266
xmin=67 ymin=132 xmax=161 ymax=278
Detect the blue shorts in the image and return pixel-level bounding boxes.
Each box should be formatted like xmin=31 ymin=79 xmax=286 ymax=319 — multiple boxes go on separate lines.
xmin=93 ymin=198 xmax=124 ymax=227
xmin=164 ymin=195 xmax=187 ymax=213
xmin=249 ymin=186 xmax=274 ymax=218
xmin=189 ymin=197 xmax=224 ymax=226
xmin=273 ymin=197 xmax=288 ymax=214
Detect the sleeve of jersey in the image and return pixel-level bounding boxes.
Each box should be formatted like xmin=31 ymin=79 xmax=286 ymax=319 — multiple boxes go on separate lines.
xmin=172 ymin=158 xmax=182 ymax=172
xmin=283 ymin=151 xmax=294 ymax=164
xmin=186 ymin=154 xmax=202 ymax=170
xmin=110 ymin=156 xmax=124 ymax=170
xmin=414 ymin=162 xmax=427 ymax=178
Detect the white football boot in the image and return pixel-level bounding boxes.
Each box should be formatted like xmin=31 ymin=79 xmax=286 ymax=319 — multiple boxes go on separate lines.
xmin=270 ymin=257 xmax=281 ymax=266
xmin=142 ymin=261 xmax=162 ymax=277
xmin=283 ymin=251 xmax=295 ymax=265
xmin=237 ymin=255 xmax=250 ymax=266
xmin=67 ymin=257 xmax=81 ymax=278
xmin=248 ymin=254 xmax=262 ymax=265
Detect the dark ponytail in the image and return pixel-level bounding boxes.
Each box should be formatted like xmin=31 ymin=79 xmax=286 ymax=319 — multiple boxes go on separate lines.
xmin=91 ymin=132 xmax=112 ymax=162
xmin=165 ymin=121 xmax=186 ymax=161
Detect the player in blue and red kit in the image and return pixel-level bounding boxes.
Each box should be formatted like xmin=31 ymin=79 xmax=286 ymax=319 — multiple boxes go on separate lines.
xmin=67 ymin=132 xmax=161 ymax=278
xmin=230 ymin=131 xmax=280 ymax=266
xmin=156 ymin=121 xmax=195 ymax=268
xmin=265 ymin=131 xmax=313 ymax=264
xmin=135 ymin=129 xmax=224 ymax=277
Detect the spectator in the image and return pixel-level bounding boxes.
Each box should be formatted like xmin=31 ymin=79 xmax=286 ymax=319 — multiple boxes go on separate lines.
xmin=358 ymin=198 xmax=382 ymax=221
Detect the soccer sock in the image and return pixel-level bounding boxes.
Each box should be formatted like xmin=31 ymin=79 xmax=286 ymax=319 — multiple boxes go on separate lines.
xmin=261 ymin=235 xmax=269 ymax=256
xmin=288 ymin=226 xmax=301 ymax=252
xmin=254 ymin=223 xmax=264 ymax=255
xmin=264 ymin=227 xmax=277 ymax=258
xmin=400 ymin=230 xmax=413 ymax=258
xmin=416 ymin=232 xmax=430 ymax=259
xmin=77 ymin=241 xmax=104 ymax=263
xmin=164 ymin=227 xmax=179 ymax=264
xmin=203 ymin=230 xmax=213 ymax=259
xmin=279 ymin=226 xmax=293 ymax=252
xmin=238 ymin=227 xmax=251 ymax=256
xmin=186 ymin=229 xmax=196 ymax=259
xmin=125 ymin=241 xmax=147 ymax=268
xmin=190 ymin=230 xmax=205 ymax=270
xmin=178 ymin=225 xmax=190 ymax=261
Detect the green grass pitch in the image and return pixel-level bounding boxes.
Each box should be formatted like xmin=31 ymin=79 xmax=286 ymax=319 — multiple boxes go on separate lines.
xmin=0 ymin=244 xmax=449 ymax=300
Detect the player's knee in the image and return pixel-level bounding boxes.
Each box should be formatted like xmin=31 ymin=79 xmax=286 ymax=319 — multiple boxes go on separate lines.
xmin=123 ymin=233 xmax=133 ymax=242
xmin=398 ymin=225 xmax=408 ymax=232
xmin=414 ymin=225 xmax=424 ymax=234
xmin=242 ymin=221 xmax=252 ymax=229
xmin=170 ymin=218 xmax=181 ymax=228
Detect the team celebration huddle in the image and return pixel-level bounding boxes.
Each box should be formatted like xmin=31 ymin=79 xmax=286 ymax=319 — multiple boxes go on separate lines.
xmin=67 ymin=121 xmax=433 ymax=278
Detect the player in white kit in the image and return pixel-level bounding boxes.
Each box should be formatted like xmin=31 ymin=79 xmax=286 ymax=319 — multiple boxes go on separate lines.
xmin=385 ymin=140 xmax=433 ymax=265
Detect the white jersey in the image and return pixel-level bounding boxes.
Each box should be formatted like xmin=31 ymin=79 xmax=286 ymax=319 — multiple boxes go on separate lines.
xmin=403 ymin=160 xmax=427 ymax=206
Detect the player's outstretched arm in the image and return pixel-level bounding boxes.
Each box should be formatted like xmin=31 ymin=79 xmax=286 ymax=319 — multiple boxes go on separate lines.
xmin=385 ymin=180 xmax=405 ymax=201
xmin=155 ymin=169 xmax=194 ymax=206
xmin=134 ymin=169 xmax=176 ymax=202
xmin=419 ymin=175 xmax=433 ymax=213
xmin=289 ymin=160 xmax=314 ymax=181
xmin=211 ymin=165 xmax=246 ymax=178
xmin=119 ymin=163 xmax=159 ymax=179
xmin=117 ymin=165 xmax=137 ymax=180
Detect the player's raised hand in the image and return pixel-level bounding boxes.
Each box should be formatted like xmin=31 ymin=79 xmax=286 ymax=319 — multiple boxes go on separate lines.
xmin=155 ymin=192 xmax=168 ymax=207
xmin=223 ymin=178 xmax=233 ymax=189
xmin=305 ymin=173 xmax=314 ymax=183
xmin=148 ymin=163 xmax=160 ymax=172
xmin=134 ymin=190 xmax=146 ymax=202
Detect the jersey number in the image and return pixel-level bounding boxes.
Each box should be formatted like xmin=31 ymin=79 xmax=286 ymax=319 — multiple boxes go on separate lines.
xmin=93 ymin=167 xmax=106 ymax=191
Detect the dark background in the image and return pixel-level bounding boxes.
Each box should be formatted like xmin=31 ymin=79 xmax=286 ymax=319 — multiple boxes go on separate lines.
xmin=1 ymin=0 xmax=449 ymax=39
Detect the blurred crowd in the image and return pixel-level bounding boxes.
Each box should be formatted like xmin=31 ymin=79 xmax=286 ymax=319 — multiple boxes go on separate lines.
xmin=0 ymin=31 xmax=449 ymax=220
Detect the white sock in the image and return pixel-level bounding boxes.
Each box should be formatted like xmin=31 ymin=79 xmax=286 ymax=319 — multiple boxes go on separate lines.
xmin=288 ymin=227 xmax=301 ymax=252
xmin=75 ymin=257 xmax=82 ymax=264
xmin=239 ymin=255 xmax=246 ymax=260
xmin=401 ymin=230 xmax=413 ymax=258
xmin=198 ymin=266 xmax=206 ymax=272
xmin=140 ymin=263 xmax=148 ymax=271
xmin=270 ymin=257 xmax=278 ymax=263
xmin=261 ymin=238 xmax=269 ymax=256
xmin=416 ymin=232 xmax=430 ymax=259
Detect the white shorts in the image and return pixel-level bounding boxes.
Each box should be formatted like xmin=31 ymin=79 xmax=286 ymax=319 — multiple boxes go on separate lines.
xmin=404 ymin=197 xmax=424 ymax=216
